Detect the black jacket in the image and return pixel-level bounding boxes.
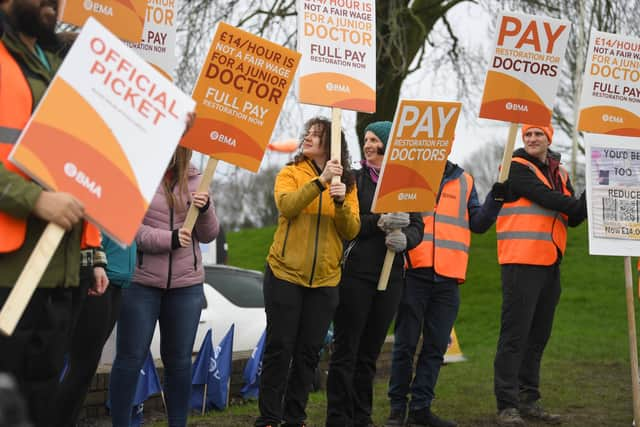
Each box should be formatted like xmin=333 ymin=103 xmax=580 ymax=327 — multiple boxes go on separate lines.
xmin=509 ymin=148 xmax=586 ymax=227
xmin=342 ymin=163 xmax=424 ymax=282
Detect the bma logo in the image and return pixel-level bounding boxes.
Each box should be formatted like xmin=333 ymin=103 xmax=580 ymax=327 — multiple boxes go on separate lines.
xmin=505 ymin=102 xmax=528 ymax=112
xmin=326 ymin=82 xmax=350 ymax=93
xmin=602 ymin=114 xmax=623 ymax=124
xmin=83 ymin=0 xmax=113 ymax=16
xmin=64 ymin=162 xmax=102 ymax=199
xmin=210 ymin=131 xmax=236 ymax=147
xmin=208 ymin=353 xmax=221 ymax=380
xmin=398 ymin=193 xmax=416 ymax=201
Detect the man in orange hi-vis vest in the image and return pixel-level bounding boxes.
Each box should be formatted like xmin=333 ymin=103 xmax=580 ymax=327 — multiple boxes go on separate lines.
xmin=0 ymin=1 xmax=106 ymax=425
xmin=385 ymin=160 xmax=506 ymax=427
xmin=494 ymin=124 xmax=586 ymax=427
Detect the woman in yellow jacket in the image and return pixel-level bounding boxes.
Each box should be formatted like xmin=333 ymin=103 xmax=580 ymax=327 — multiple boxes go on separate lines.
xmin=256 ymin=117 xmax=360 ymax=427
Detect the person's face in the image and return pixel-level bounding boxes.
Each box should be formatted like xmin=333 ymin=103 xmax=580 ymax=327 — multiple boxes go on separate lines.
xmin=302 ymin=124 xmax=326 ymax=163
xmin=363 ymin=130 xmax=384 ymax=165
xmin=523 ymin=127 xmax=550 ymax=161
xmin=9 ymin=0 xmax=58 ymax=41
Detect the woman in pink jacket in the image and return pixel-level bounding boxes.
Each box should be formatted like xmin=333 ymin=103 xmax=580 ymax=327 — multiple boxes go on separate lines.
xmin=109 ymin=146 xmax=219 ymax=427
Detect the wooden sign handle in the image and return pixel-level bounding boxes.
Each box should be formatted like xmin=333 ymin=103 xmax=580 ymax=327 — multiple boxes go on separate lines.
xmin=624 ymin=256 xmax=640 ymax=423
xmin=331 ymin=107 xmax=342 ymax=185
xmin=183 ymin=157 xmax=218 ymax=233
xmin=377 ymin=248 xmax=395 ymax=291
xmin=498 ymin=123 xmax=520 ymax=183
xmin=0 ymin=222 xmax=65 ymax=335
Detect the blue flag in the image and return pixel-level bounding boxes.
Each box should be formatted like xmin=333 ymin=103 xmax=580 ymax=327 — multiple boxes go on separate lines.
xmin=210 ymin=324 xmax=234 ymax=410
xmin=190 ymin=325 xmax=234 ymax=411
xmin=107 ymin=351 xmax=162 ymax=427
xmin=190 ymin=329 xmax=214 ymax=411
xmin=240 ymin=329 xmax=266 ymax=399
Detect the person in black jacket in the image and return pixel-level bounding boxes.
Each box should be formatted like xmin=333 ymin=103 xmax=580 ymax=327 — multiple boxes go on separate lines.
xmin=493 ymin=124 xmax=586 ymax=427
xmin=325 ymin=121 xmax=424 ymax=427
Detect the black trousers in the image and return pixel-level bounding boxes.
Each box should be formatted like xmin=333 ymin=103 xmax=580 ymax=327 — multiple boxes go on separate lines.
xmin=325 ymin=273 xmax=403 ymax=427
xmin=256 ymin=266 xmax=339 ymax=426
xmin=52 ymin=284 xmax=122 ymax=427
xmin=494 ymin=263 xmax=561 ymax=411
xmin=0 ymin=286 xmax=73 ymax=427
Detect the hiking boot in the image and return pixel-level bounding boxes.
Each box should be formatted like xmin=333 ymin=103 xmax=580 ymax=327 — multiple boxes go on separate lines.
xmin=496 ymin=408 xmax=525 ymax=426
xmin=407 ymin=408 xmax=457 ymax=427
xmin=384 ymin=408 xmax=406 ymax=426
xmin=519 ymin=401 xmax=562 ymax=424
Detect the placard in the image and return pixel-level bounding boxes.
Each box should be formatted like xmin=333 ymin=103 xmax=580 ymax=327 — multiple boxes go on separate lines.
xmin=578 ymin=31 xmax=640 ymax=136
xmin=371 ymin=100 xmax=461 ymax=213
xmin=296 ymin=0 xmax=376 ymax=112
xmin=9 ymin=17 xmax=196 ymax=245
xmin=181 ymin=22 xmax=300 ymax=172
xmin=479 ymin=12 xmax=570 ymax=125
xmin=59 ymin=0 xmax=147 ymax=43
xmin=586 ymin=133 xmax=640 ymax=256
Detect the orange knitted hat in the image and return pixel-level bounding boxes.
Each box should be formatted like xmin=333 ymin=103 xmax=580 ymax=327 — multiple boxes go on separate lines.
xmin=521 ymin=124 xmax=553 ymax=144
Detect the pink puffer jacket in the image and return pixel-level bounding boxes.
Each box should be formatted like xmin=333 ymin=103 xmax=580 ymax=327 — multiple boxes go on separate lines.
xmin=132 ymin=165 xmax=219 ymax=289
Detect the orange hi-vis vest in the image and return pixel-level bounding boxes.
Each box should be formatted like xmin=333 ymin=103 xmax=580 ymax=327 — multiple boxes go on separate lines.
xmin=0 ymin=41 xmax=100 ymax=252
xmin=406 ymin=172 xmax=473 ymax=283
xmin=497 ymin=157 xmax=571 ymax=266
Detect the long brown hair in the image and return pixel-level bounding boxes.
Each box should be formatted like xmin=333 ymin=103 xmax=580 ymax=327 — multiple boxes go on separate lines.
xmin=290 ymin=116 xmax=355 ymax=191
xmin=163 ymin=146 xmax=192 ymax=212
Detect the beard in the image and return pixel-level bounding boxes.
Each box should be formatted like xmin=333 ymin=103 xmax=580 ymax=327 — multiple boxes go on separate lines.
xmin=9 ymin=0 xmax=58 ymax=46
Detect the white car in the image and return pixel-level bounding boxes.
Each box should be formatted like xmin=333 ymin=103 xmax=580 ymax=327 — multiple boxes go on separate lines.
xmin=99 ymin=264 xmax=266 ymax=366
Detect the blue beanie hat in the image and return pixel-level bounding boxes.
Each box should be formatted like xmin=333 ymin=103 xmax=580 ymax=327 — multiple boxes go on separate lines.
xmin=364 ymin=121 xmax=392 ymax=149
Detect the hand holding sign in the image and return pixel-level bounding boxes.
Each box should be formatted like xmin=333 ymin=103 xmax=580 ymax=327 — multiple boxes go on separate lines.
xmin=33 ymin=191 xmax=84 ymax=231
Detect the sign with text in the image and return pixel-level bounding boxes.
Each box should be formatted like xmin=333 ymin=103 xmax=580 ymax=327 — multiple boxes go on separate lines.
xmin=125 ymin=0 xmax=177 ymax=79
xmin=371 ymin=100 xmax=461 ymax=213
xmin=59 ymin=0 xmax=147 ymax=43
xmin=9 ymin=18 xmax=195 ymax=245
xmin=297 ymin=0 xmax=376 ymax=112
xmin=586 ymin=134 xmax=640 ymax=256
xmin=578 ymin=31 xmax=640 ymax=137
xmin=181 ymin=22 xmax=300 ymax=172
xmin=479 ymin=12 xmax=570 ymax=125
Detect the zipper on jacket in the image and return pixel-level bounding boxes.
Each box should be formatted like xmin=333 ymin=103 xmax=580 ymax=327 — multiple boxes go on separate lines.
xmin=280 ymin=221 xmax=290 ymax=257
xmin=137 ymin=250 xmax=144 ymax=267
xmin=308 ymin=194 xmax=323 ymax=286
xmin=192 ymin=239 xmax=197 ymax=271
xmin=167 ymin=207 xmax=174 ymax=289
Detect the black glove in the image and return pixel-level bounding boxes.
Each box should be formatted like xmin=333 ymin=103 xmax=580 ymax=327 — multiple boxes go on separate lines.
xmin=492 ymin=181 xmax=509 ymax=202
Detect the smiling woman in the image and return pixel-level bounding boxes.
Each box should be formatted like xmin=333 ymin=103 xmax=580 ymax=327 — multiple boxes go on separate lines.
xmin=256 ymin=116 xmax=360 ymax=427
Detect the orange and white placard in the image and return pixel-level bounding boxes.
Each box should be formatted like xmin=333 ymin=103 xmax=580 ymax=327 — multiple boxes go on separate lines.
xmin=9 ymin=17 xmax=195 ymax=245
xmin=124 ymin=0 xmax=177 ymax=79
xmin=371 ymin=100 xmax=461 ymax=213
xmin=479 ymin=12 xmax=570 ymax=126
xmin=297 ymin=0 xmax=376 ymax=113
xmin=578 ymin=31 xmax=640 ymax=137
xmin=181 ymin=22 xmax=301 ymax=172
xmin=59 ymin=0 xmax=147 ymax=43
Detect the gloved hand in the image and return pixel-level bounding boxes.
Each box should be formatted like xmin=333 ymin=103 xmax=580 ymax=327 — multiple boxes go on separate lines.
xmin=492 ymin=181 xmax=510 ymax=202
xmin=385 ymin=229 xmax=407 ymax=253
xmin=377 ymin=212 xmax=410 ymax=232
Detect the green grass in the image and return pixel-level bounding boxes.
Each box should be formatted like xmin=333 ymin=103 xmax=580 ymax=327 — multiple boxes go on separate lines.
xmin=149 ymin=223 xmax=639 ymax=426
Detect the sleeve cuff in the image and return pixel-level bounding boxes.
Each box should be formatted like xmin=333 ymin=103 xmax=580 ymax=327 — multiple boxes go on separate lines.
xmin=314 ymin=178 xmax=326 ymax=192
xmin=171 ymin=229 xmax=180 ymax=249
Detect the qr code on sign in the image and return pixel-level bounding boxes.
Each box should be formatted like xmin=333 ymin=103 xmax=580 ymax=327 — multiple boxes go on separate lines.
xmin=619 ymin=200 xmax=638 ymax=222
xmin=603 ymin=198 xmax=640 ymax=222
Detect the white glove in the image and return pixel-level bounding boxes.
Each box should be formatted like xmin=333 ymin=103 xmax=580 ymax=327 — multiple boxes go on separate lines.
xmin=378 ymin=212 xmax=410 ymax=233
xmin=385 ymin=229 xmax=407 ymax=253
